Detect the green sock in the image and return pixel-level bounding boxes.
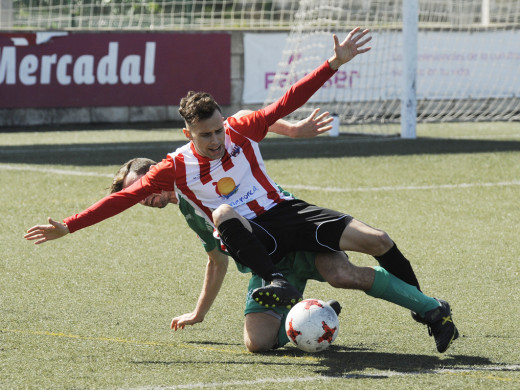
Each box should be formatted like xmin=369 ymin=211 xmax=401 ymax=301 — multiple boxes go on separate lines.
xmin=366 ymin=266 xmax=439 ymax=317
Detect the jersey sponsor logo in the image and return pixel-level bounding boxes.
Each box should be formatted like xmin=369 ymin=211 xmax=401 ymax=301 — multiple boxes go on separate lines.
xmin=213 ymin=177 xmax=239 ymax=199
xmin=228 ymin=185 xmax=260 ymax=208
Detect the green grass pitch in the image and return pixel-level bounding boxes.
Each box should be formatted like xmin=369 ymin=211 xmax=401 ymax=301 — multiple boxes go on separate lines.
xmin=1 ymin=121 xmax=520 ymax=389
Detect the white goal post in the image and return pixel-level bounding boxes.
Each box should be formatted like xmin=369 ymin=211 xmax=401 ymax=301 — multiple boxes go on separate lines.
xmin=264 ymin=0 xmax=520 ymax=137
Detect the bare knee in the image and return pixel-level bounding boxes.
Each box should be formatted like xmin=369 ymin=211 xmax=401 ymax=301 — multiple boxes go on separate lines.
xmin=372 ymin=230 xmax=393 ymax=256
xmin=340 ymin=219 xmax=394 ymax=256
xmin=212 ymin=204 xmax=236 ymax=227
xmin=245 ymin=337 xmax=274 ymax=353
xmin=244 ymin=313 xmax=280 ymax=353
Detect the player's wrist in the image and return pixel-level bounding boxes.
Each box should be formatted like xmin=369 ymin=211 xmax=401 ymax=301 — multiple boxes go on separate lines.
xmin=327 ymin=56 xmax=342 ymax=71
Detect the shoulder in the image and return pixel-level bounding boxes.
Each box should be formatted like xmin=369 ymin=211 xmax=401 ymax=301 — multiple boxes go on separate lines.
xmin=226 ymin=111 xmax=268 ymax=142
xmin=144 ymin=155 xmax=176 ymax=190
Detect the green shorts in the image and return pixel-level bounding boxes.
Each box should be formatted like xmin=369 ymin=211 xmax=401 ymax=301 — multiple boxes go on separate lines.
xmin=244 ymin=250 xmax=325 ymax=347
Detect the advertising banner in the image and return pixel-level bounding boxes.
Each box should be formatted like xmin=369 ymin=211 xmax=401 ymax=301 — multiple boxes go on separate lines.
xmin=243 ymin=31 xmax=520 ymax=104
xmin=0 ymin=32 xmax=231 ymax=108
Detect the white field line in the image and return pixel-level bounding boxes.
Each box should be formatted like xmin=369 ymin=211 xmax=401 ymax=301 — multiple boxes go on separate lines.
xmin=2 ymin=164 xmax=519 ymax=192
xmin=283 ymin=180 xmax=520 ymax=193
xmin=1 ymin=164 xmax=113 ymax=177
xmin=0 ymin=144 xmax=170 ymax=154
xmin=120 ymin=365 xmax=520 ymax=389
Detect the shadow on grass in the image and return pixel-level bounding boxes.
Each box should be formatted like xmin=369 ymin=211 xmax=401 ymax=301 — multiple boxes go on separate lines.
xmin=317 ymin=346 xmax=493 ymax=376
xmin=130 ymin=343 xmax=506 ymax=380
xmin=1 ymin=136 xmax=520 ymax=166
xmin=269 ymin=345 xmax=502 ymax=377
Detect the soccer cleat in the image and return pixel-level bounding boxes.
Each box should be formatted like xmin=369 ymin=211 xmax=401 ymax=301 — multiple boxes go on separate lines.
xmin=411 ymin=310 xmax=428 ymax=324
xmin=326 ymin=300 xmax=342 ymax=316
xmin=423 ymin=298 xmax=459 ymax=353
xmin=252 ymin=277 xmax=303 ymax=308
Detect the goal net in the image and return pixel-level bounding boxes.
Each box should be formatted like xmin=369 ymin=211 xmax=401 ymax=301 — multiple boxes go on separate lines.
xmin=264 ymin=0 xmax=520 ymax=136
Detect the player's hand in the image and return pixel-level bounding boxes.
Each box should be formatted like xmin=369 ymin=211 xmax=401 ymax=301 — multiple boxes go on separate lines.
xmin=291 ymin=108 xmax=333 ymax=138
xmin=24 ymin=217 xmax=70 ymax=244
xmin=328 ymin=27 xmax=372 ymax=70
xmin=170 ymin=312 xmax=204 ymax=331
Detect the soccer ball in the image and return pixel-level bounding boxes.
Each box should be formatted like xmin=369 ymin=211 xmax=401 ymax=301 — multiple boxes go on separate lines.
xmin=285 ymin=299 xmax=339 ymax=352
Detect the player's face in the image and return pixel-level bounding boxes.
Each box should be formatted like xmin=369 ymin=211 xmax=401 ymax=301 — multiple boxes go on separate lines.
xmin=123 ymin=171 xmax=177 ymax=208
xmin=183 ymin=110 xmax=226 ymax=160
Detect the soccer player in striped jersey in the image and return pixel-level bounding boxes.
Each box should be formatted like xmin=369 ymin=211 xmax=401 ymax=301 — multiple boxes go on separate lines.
xmin=25 ymin=28 xmax=458 ymax=352
xmin=110 ymin=157 xmax=349 ymax=352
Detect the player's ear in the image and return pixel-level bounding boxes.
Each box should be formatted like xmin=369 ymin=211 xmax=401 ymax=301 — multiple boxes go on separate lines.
xmin=183 ymin=128 xmax=192 ymax=140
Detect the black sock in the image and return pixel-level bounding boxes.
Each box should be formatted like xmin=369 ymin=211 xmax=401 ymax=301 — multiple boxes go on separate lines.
xmin=217 ymin=218 xmax=279 ymax=281
xmin=374 ymin=243 xmax=421 ymax=291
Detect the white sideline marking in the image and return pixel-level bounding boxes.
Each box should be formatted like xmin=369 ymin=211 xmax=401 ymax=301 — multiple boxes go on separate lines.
xmin=120 ymin=365 xmax=520 ymax=389
xmin=1 ymin=164 xmax=113 ymax=177
xmin=283 ymin=180 xmax=520 ymax=193
xmin=0 ymin=144 xmax=169 ymax=154
xmin=2 ymin=164 xmax=519 ymax=192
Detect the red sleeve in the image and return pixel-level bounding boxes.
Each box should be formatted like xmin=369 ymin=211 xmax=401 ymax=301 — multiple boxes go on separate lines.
xmin=261 ymin=60 xmax=336 ymax=126
xmin=226 ymin=61 xmax=336 ymax=142
xmin=226 ymin=110 xmax=268 ymax=143
xmin=64 ymin=156 xmax=176 ymax=233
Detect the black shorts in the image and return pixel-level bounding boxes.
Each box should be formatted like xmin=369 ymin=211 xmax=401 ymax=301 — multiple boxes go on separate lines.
xmin=249 ymin=199 xmax=353 ymax=263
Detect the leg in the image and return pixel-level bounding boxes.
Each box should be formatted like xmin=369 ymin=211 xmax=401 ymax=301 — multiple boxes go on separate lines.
xmin=314 ymin=250 xmax=434 ymax=315
xmin=243 ymin=312 xmax=280 ymax=353
xmin=314 ymin=250 xmax=458 ymax=353
xmin=213 ymin=205 xmax=278 ymax=281
xmin=338 ymin=218 xmax=420 ymax=289
xmin=214 ymin=204 xmax=302 ymax=307
xmin=314 ymin=251 xmax=374 ymax=291
xmin=338 ymin=218 xmax=393 ymax=255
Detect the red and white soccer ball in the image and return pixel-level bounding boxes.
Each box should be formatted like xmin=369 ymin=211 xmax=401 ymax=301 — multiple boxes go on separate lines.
xmin=285 ymin=299 xmax=339 ymax=352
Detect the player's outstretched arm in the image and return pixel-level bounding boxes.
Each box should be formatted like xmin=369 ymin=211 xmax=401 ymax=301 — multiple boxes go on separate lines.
xmin=269 ymin=108 xmax=333 ymax=138
xmin=328 ymin=27 xmax=372 ymax=71
xmin=171 ymin=249 xmax=229 ymax=331
xmin=232 ymin=108 xmax=332 ymax=138
xmin=24 ymin=217 xmax=70 ymax=245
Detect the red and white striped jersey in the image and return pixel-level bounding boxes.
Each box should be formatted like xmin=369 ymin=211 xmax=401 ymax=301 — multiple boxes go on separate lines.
xmin=170 ymin=117 xmax=293 ymax=225
xmin=64 ymin=60 xmax=336 ymax=233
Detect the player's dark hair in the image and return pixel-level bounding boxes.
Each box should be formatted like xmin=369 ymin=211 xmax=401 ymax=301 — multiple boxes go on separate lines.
xmin=110 ymin=157 xmax=157 ymax=193
xmin=179 ymin=91 xmax=222 ymax=126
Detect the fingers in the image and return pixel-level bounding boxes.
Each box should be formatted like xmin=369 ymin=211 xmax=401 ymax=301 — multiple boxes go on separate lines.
xmin=345 ymin=26 xmax=361 ymax=41
xmin=316 ymin=113 xmax=333 ymax=123
xmin=342 ymin=28 xmax=371 ymax=49
xmin=332 ymin=34 xmax=339 ymax=49
xmin=24 ymin=227 xmax=47 ymax=240
xmin=356 ymin=36 xmax=372 ymax=52
xmin=316 ymin=124 xmax=333 ymax=134
xmin=25 ymin=225 xmax=44 ymax=234
xmin=48 ymin=217 xmax=60 ymax=227
xmin=24 ymin=231 xmax=41 ymax=240
xmin=171 ymin=318 xmax=187 ymax=331
xmin=309 ymin=108 xmax=321 ymax=119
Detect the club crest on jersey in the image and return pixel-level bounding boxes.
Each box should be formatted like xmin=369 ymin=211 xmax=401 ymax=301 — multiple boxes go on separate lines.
xmin=230 ymin=145 xmax=241 ymax=157
xmin=213 ymin=177 xmax=239 ymax=199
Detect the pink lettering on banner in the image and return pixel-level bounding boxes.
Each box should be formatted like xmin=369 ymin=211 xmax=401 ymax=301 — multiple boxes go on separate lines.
xmin=264 ymin=70 xmax=360 ymax=90
xmin=0 ymin=32 xmax=231 ymax=108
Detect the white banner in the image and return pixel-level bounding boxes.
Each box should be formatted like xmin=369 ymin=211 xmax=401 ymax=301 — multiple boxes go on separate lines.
xmin=242 ymin=33 xmax=288 ymax=104
xmin=243 ymin=31 xmax=520 ymax=104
